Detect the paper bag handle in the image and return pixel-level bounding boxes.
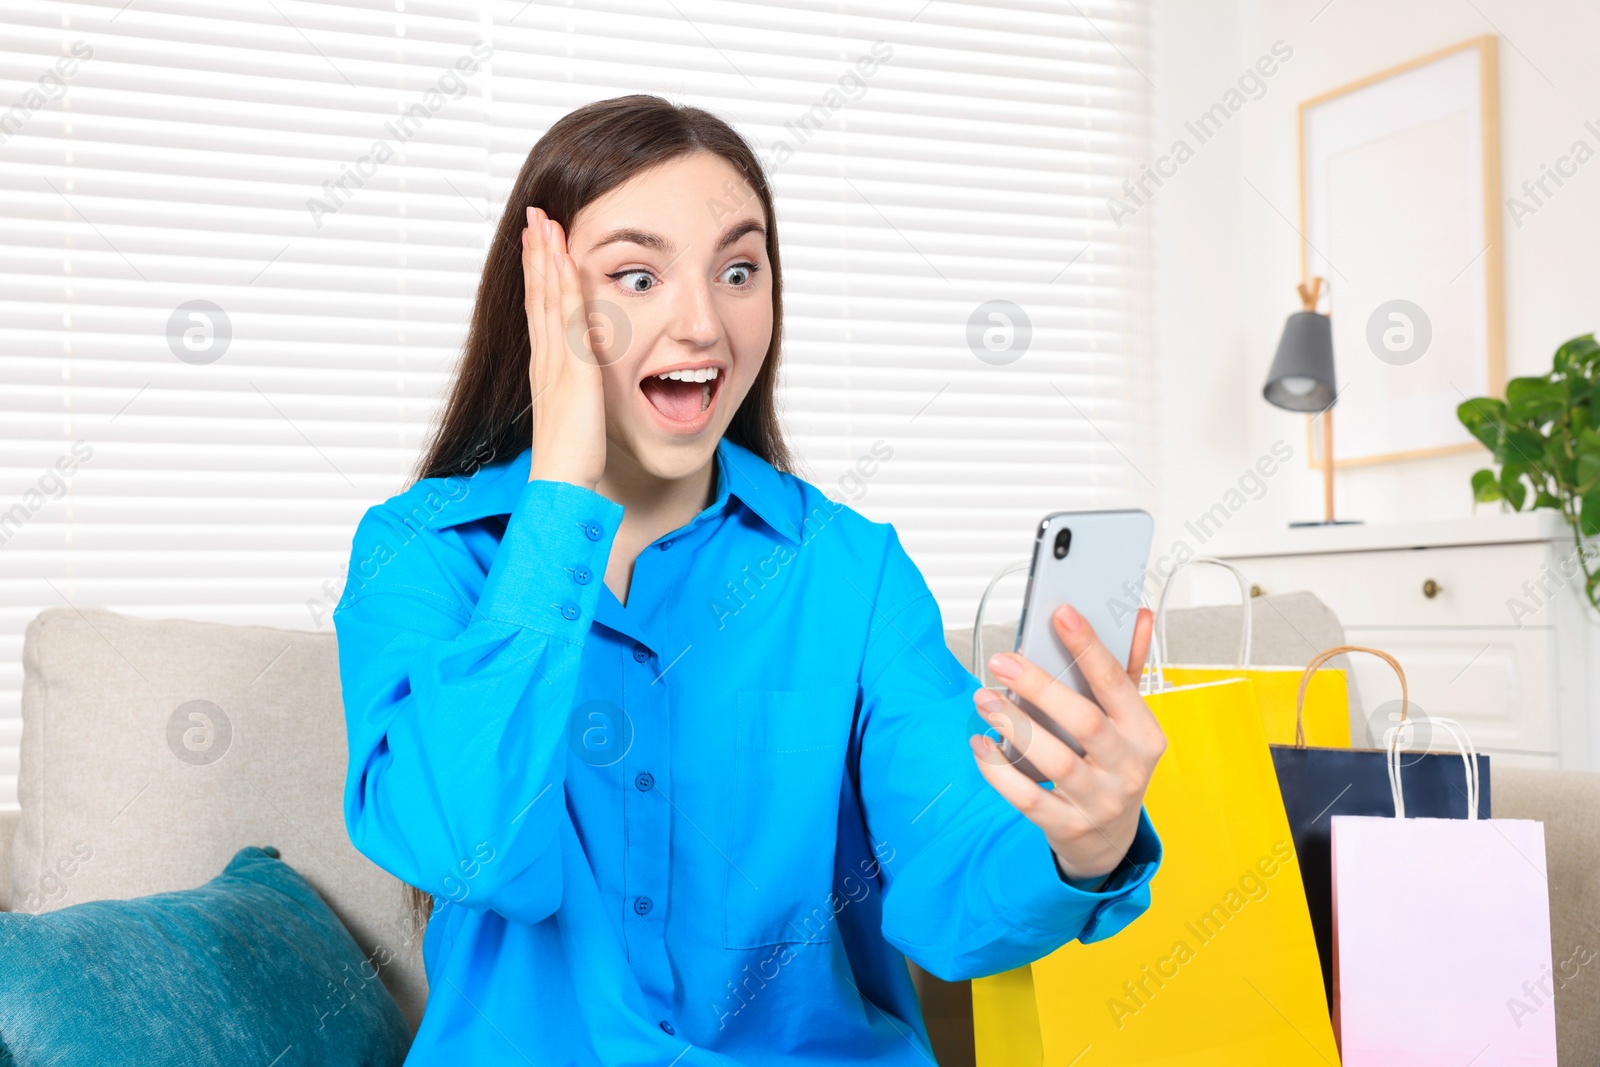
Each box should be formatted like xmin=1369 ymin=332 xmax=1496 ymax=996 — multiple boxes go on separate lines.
xmin=1147 ymin=557 xmax=1254 ymax=693
xmin=1293 ymin=644 xmax=1407 ymax=749
xmin=1385 ymin=713 xmax=1480 ymax=821
xmin=972 ymin=558 xmax=1029 ymax=687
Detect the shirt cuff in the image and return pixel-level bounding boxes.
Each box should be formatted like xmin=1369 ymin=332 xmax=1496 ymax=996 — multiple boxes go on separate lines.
xmin=995 ymin=806 xmax=1162 ymax=945
xmin=474 ymin=479 xmax=625 ymax=639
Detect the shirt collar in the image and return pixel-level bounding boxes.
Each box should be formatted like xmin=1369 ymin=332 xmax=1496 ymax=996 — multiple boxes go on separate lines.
xmin=420 ymin=435 xmax=803 ymax=545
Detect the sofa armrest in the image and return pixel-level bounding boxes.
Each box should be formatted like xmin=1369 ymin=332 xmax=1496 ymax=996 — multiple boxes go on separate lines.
xmin=0 ymin=805 xmax=18 ymax=911
xmin=1493 ymin=766 xmax=1600 ymax=1064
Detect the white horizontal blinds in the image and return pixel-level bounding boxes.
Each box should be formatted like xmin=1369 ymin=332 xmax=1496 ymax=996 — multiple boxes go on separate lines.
xmin=0 ymin=0 xmax=1152 ymax=806
xmin=489 ymin=0 xmax=1154 ymax=627
xmin=0 ymin=0 xmax=492 ymax=806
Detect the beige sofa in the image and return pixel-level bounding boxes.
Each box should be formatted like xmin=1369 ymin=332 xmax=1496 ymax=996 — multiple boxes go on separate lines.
xmin=3 ymin=599 xmax=1597 ymax=1063
xmin=0 ymin=608 xmax=429 ymax=1040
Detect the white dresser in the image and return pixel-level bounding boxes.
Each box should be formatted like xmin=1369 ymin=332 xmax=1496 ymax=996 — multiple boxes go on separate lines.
xmin=1171 ymin=513 xmax=1598 ymax=770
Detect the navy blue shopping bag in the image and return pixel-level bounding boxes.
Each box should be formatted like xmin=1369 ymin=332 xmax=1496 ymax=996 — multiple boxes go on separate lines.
xmin=1270 ymin=645 xmax=1491 ymax=1012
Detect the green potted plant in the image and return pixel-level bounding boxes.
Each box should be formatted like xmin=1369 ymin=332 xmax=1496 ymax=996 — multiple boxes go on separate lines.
xmin=1457 ymin=332 xmax=1600 ymax=611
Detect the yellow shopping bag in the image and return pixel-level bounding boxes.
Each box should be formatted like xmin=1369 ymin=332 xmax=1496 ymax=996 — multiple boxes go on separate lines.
xmin=970 ymin=965 xmax=1043 ymax=1066
xmin=1150 ymin=557 xmax=1350 ymax=747
xmin=1160 ymin=665 xmax=1348 ymax=747
xmin=974 ymin=676 xmax=1340 ymax=1066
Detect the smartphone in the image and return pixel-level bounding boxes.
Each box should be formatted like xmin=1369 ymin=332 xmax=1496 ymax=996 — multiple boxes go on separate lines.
xmin=1000 ymin=509 xmax=1154 ymax=781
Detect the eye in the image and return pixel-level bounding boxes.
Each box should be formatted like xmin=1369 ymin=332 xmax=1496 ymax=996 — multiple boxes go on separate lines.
xmin=605 ymin=261 xmax=762 ymax=295
xmin=608 ymin=269 xmax=656 ymax=294
xmin=723 ymin=261 xmax=760 ymax=288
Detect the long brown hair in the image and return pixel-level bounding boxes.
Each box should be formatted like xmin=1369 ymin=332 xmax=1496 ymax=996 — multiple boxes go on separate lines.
xmin=412 ymin=93 xmax=793 ymax=485
xmin=399 ymin=95 xmax=795 ymax=943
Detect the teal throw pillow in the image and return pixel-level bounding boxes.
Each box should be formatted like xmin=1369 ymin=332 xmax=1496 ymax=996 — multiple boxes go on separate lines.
xmin=0 ymin=845 xmax=408 ymax=1067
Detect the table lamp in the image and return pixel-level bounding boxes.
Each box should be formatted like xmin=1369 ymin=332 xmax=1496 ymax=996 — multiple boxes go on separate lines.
xmin=1262 ymin=277 xmax=1360 ymax=527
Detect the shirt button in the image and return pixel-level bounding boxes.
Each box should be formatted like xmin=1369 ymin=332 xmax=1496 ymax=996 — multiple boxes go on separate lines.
xmin=659 ymin=539 xmax=673 ymax=551
xmin=659 ymin=1020 xmax=675 ymax=1035
xmin=635 ymin=772 xmax=654 ymax=791
xmin=560 ymin=604 xmax=580 ymax=621
xmin=634 ymin=895 xmax=652 ymax=916
xmin=632 ymin=644 xmax=650 ymax=662
xmin=585 ymin=522 xmax=603 ymax=541
xmin=572 ymin=566 xmax=592 ymax=585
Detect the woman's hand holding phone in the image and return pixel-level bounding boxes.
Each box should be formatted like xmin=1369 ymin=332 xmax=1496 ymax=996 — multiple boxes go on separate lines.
xmin=523 ymin=205 xmax=607 ymax=491
xmin=969 ymin=603 xmax=1166 ymax=885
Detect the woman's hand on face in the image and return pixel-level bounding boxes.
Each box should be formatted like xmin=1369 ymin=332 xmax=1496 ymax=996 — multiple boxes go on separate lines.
xmin=524 ymin=205 xmax=607 ymax=491
xmin=969 ymin=605 xmax=1166 ymax=884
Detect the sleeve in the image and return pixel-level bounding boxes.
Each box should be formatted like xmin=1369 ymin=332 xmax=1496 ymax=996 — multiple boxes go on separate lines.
xmin=331 ymin=478 xmax=625 ymax=927
xmin=855 ymin=526 xmax=1162 ymax=982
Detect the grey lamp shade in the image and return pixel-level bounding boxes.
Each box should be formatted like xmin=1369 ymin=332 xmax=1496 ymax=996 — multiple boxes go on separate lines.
xmin=1263 ymin=310 xmax=1335 ymax=412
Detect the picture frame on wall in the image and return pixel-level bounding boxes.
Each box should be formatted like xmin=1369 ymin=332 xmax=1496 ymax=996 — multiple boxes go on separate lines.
xmin=1298 ymin=34 xmax=1506 ymax=469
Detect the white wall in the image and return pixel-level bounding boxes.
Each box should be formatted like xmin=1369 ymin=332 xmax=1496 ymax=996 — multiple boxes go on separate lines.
xmin=1147 ymin=0 xmax=1600 ymax=565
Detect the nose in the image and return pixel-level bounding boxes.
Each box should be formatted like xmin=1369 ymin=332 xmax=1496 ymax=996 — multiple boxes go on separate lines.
xmin=666 ymin=269 xmax=722 ymax=350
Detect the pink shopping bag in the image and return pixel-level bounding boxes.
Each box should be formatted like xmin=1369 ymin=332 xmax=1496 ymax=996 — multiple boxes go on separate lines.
xmin=1331 ymin=715 xmax=1557 ymax=1065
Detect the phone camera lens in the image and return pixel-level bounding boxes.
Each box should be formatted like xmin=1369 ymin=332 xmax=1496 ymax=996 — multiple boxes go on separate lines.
xmin=1053 ymin=528 xmax=1072 ymax=560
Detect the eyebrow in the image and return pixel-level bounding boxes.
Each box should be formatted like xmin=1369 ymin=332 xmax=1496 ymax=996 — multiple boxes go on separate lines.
xmin=585 ymin=218 xmax=767 ymax=256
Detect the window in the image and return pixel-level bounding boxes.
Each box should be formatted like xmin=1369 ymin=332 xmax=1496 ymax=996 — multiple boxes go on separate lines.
xmin=0 ymin=0 xmax=1152 ymax=805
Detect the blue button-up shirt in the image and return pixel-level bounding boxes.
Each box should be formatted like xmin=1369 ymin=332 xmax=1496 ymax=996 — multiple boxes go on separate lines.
xmin=333 ymin=434 xmax=1161 ymax=1065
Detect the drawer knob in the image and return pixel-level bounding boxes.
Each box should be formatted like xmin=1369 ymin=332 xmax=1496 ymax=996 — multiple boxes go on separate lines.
xmin=1249 ymin=584 xmax=1264 ymax=598
xmin=1422 ymin=578 xmax=1441 ymax=599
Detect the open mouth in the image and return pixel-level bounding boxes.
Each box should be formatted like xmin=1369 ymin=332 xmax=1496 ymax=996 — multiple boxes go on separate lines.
xmin=639 ymin=366 xmax=722 ymax=425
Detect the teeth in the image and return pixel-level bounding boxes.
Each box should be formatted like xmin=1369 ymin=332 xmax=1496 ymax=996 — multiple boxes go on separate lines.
xmin=655 ymin=367 xmax=719 ymax=382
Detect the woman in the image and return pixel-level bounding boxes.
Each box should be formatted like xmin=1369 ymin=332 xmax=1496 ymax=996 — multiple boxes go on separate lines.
xmin=333 ymin=94 xmax=1165 ymax=1064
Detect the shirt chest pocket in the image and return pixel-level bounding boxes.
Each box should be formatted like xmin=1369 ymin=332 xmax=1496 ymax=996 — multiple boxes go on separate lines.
xmin=723 ymin=684 xmax=859 ymax=950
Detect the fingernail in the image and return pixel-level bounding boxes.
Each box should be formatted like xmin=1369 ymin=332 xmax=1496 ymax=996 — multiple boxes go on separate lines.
xmin=543 ymin=219 xmax=553 ymax=239
xmin=1056 ymin=604 xmax=1083 ymax=632
xmin=976 ymin=690 xmax=1004 ymax=715
xmin=988 ymin=652 xmax=1020 ymax=681
xmin=526 ymin=206 xmax=533 ymax=224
